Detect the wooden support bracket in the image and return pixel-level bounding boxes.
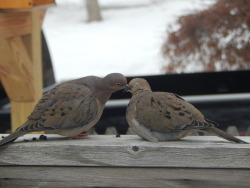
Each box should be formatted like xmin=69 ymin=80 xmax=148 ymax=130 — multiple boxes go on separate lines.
xmin=0 ymin=10 xmax=44 ymax=131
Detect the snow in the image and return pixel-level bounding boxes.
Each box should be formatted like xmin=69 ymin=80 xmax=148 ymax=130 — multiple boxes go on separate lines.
xmin=43 ymin=0 xmax=216 ymax=82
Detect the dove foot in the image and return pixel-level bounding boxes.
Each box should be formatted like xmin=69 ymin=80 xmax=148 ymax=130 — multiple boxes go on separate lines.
xmin=71 ymin=132 xmax=88 ymax=139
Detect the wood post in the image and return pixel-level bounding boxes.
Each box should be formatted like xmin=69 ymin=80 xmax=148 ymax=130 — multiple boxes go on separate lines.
xmin=0 ymin=10 xmax=44 ymax=131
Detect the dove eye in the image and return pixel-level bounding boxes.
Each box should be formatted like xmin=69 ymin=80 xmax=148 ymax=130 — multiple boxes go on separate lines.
xmin=134 ymin=82 xmax=139 ymax=86
xmin=115 ymin=83 xmax=121 ymax=86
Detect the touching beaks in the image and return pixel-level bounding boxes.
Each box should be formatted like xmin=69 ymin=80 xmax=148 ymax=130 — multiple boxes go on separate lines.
xmin=124 ymin=85 xmax=131 ymax=92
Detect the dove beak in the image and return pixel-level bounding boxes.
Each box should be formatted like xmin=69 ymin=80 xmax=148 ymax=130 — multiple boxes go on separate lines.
xmin=124 ymin=85 xmax=131 ymax=93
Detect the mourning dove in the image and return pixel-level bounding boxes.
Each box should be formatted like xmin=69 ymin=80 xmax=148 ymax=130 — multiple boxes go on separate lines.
xmin=125 ymin=78 xmax=248 ymax=143
xmin=0 ymin=73 xmax=127 ymax=147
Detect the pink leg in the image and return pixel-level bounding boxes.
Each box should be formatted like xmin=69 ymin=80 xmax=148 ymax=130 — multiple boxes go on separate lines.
xmin=70 ymin=132 xmax=88 ymax=139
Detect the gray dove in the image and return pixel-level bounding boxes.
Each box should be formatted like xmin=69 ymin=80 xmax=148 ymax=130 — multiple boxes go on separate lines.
xmin=0 ymin=73 xmax=127 ymax=147
xmin=125 ymin=78 xmax=248 ymax=143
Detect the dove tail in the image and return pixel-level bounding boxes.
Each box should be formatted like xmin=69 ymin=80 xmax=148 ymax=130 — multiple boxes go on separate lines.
xmin=206 ymin=127 xmax=248 ymax=144
xmin=0 ymin=131 xmax=25 ymax=148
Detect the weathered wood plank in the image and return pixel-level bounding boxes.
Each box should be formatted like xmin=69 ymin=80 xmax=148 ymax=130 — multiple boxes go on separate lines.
xmin=0 ymin=135 xmax=249 ymax=168
xmin=0 ymin=166 xmax=249 ymax=188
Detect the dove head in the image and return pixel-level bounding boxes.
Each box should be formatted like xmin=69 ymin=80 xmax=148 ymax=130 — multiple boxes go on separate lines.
xmin=126 ymin=78 xmax=152 ymax=95
xmin=102 ymin=73 xmax=127 ymax=91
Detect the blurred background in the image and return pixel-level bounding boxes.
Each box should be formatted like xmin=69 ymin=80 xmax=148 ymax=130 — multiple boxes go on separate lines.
xmin=0 ymin=0 xmax=250 ymax=136
xmin=43 ymin=0 xmax=220 ymax=81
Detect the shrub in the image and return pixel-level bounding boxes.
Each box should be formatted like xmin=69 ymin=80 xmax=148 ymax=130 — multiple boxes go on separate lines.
xmin=162 ymin=0 xmax=250 ymax=73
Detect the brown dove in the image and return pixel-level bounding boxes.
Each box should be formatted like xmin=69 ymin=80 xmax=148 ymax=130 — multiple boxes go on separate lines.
xmin=125 ymin=78 xmax=248 ymax=143
xmin=0 ymin=73 xmax=127 ymax=148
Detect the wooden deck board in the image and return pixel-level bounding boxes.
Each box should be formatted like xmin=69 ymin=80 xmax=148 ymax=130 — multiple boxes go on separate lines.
xmin=0 ymin=166 xmax=249 ymax=188
xmin=0 ymin=135 xmax=249 ymax=187
xmin=0 ymin=135 xmax=249 ymax=168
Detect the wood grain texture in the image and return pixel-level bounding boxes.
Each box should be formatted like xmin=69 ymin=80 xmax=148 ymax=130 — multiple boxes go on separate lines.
xmin=0 ymin=34 xmax=41 ymax=130
xmin=0 ymin=135 xmax=249 ymax=168
xmin=10 ymin=10 xmax=44 ymax=131
xmin=0 ymin=0 xmax=55 ymax=9
xmin=0 ymin=9 xmax=44 ymax=131
xmin=0 ymin=37 xmax=35 ymax=101
xmin=0 ymin=135 xmax=249 ymax=187
xmin=0 ymin=166 xmax=249 ymax=188
xmin=30 ymin=10 xmax=43 ymax=103
xmin=0 ymin=10 xmax=46 ymax=39
xmin=10 ymin=101 xmax=37 ymax=131
xmin=0 ymin=12 xmax=31 ymax=39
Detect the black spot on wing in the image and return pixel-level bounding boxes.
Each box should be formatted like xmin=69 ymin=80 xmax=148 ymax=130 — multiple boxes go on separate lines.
xmin=156 ymin=100 xmax=164 ymax=108
xmin=184 ymin=110 xmax=191 ymax=114
xmin=165 ymin=111 xmax=170 ymax=115
xmin=170 ymin=105 xmax=181 ymax=111
xmin=165 ymin=115 xmax=171 ymax=119
xmin=61 ymin=112 xmax=66 ymax=116
xmin=151 ymin=97 xmax=155 ymax=103
xmin=178 ymin=112 xmax=185 ymax=116
xmin=150 ymin=97 xmax=155 ymax=106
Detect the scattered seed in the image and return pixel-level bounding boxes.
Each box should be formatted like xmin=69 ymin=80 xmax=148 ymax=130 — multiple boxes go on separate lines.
xmin=39 ymin=135 xmax=47 ymax=140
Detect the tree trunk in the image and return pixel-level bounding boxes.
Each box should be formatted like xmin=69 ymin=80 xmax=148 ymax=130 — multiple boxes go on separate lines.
xmin=86 ymin=0 xmax=102 ymax=22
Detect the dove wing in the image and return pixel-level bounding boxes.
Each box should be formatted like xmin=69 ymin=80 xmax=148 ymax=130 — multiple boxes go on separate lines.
xmin=20 ymin=82 xmax=98 ymax=132
xmin=136 ymin=92 xmax=211 ymax=132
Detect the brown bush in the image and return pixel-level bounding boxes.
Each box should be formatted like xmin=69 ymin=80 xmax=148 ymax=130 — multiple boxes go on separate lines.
xmin=162 ymin=0 xmax=250 ymax=73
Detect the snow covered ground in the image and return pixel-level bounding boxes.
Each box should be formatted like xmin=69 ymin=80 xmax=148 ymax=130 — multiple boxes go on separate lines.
xmin=43 ymin=0 xmax=216 ymax=82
